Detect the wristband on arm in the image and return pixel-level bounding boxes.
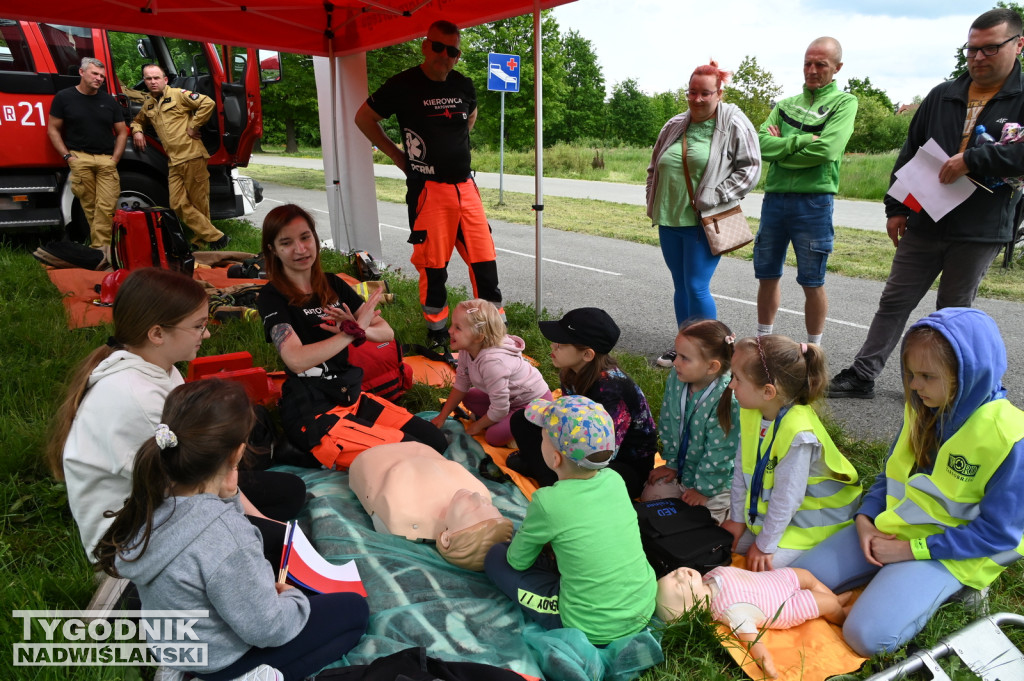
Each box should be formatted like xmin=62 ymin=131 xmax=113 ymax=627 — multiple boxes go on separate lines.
xmin=340 ymin=320 xmax=366 ymax=346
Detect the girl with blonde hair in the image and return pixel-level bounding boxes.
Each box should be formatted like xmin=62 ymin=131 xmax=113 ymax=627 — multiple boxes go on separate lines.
xmin=432 ymin=299 xmax=550 ymax=446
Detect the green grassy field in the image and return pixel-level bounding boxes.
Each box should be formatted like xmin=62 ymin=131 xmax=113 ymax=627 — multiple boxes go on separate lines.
xmin=3 ymin=212 xmax=1022 ymax=679
xmin=260 ymin=143 xmax=898 ymax=202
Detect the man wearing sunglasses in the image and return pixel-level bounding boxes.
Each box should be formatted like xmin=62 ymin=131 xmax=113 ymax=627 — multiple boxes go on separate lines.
xmin=356 ymin=20 xmax=503 ymax=348
xmin=830 ymin=8 xmax=1024 ymax=400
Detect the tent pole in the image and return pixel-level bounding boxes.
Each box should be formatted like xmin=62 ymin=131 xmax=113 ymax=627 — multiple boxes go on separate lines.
xmin=327 ymin=41 xmax=352 ymax=251
xmin=533 ymin=2 xmax=544 ymax=318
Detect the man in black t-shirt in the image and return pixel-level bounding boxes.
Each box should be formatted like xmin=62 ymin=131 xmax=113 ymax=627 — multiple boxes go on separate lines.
xmin=47 ymin=57 xmax=128 ymax=255
xmin=355 ymin=20 xmax=502 ymax=347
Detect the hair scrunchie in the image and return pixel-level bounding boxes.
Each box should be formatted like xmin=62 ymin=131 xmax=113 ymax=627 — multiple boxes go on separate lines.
xmin=106 ymin=336 xmax=120 ymax=348
xmin=724 ymin=334 xmax=736 ymax=345
xmin=154 ymin=423 xmax=178 ymax=450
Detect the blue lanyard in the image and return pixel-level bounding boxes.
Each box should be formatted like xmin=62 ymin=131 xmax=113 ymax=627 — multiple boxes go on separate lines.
xmin=747 ymin=405 xmax=791 ymax=525
xmin=675 ymin=379 xmax=719 ymax=479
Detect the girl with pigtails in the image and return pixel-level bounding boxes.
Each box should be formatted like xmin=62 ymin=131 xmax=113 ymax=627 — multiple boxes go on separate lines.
xmin=643 ymin=319 xmax=741 ymax=523
xmin=722 ymin=335 xmax=861 ymax=570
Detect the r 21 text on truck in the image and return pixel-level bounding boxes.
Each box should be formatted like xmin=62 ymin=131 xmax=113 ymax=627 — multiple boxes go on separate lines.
xmin=0 ymin=19 xmax=280 ymax=239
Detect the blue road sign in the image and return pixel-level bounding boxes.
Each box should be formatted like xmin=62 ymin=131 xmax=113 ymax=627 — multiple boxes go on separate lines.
xmin=487 ymin=53 xmax=520 ymax=93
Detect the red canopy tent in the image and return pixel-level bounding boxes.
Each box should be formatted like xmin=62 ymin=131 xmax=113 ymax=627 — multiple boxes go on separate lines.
xmin=0 ymin=1 xmax=572 ymax=58
xmin=4 ymin=0 xmax=571 ymax=309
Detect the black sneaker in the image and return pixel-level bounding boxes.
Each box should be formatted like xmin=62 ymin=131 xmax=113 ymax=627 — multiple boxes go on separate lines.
xmin=827 ymin=368 xmax=875 ymax=399
xmin=208 ymin=234 xmax=231 ymax=251
xmin=655 ymin=350 xmax=676 ymax=368
xmin=505 ymin=451 xmax=528 ymax=476
xmin=426 ymin=327 xmax=449 ymax=351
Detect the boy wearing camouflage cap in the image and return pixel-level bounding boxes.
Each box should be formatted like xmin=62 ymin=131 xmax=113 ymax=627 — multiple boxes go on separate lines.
xmin=484 ymin=395 xmax=657 ymax=645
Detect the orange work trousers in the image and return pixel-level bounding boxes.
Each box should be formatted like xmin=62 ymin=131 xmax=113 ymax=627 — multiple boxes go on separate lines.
xmin=407 ymin=178 xmax=502 ymax=330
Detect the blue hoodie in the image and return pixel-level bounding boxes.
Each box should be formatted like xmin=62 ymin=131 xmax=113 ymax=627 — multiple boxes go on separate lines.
xmin=858 ymin=308 xmax=1024 ymax=561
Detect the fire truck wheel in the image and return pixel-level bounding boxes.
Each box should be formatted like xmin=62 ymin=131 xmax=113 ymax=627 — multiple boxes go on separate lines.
xmin=116 ymin=170 xmax=170 ymax=213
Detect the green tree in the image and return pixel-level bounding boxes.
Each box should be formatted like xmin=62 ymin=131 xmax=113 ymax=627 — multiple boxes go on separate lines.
xmin=547 ymin=30 xmax=605 ymax=143
xmin=460 ymin=12 xmax=568 ymax=150
xmin=606 ymin=79 xmax=658 ymax=146
xmin=364 ymin=41 xmax=423 ymax=144
xmin=649 ymin=91 xmax=683 ymax=131
xmin=844 ymin=76 xmax=893 ymax=112
xmin=846 ymin=93 xmax=911 ymax=153
xmin=260 ymin=52 xmax=319 ymax=151
xmin=723 ymin=55 xmax=781 ymax=128
xmin=950 ymin=1 xmax=1024 ymax=79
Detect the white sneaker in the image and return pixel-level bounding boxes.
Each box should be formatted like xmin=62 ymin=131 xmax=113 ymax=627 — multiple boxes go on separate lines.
xmin=656 ymin=350 xmax=676 ymax=368
xmin=230 ymin=665 xmax=283 ymax=681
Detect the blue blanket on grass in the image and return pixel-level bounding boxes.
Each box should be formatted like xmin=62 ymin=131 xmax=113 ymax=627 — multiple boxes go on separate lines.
xmin=274 ymin=417 xmax=663 ymax=681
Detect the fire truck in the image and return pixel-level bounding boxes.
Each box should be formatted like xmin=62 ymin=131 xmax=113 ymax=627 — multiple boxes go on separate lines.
xmin=0 ymin=18 xmax=279 ymax=239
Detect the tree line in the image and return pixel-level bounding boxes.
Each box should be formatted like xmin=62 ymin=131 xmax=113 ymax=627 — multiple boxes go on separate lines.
xmin=259 ymin=11 xmax=936 ymax=155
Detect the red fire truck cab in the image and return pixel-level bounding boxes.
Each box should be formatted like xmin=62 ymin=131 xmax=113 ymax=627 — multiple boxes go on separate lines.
xmin=0 ymin=19 xmax=279 ymax=238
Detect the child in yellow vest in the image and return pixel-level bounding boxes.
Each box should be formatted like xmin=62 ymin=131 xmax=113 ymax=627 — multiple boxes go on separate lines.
xmin=793 ymin=309 xmax=1024 ymax=656
xmin=721 ymin=335 xmax=861 ymax=571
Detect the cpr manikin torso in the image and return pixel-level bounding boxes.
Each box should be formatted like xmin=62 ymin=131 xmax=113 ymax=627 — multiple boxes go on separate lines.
xmin=349 ymin=442 xmax=513 ymax=570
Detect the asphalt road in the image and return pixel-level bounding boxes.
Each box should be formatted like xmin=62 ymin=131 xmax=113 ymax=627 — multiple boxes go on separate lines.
xmin=249 ymin=177 xmax=1024 ymax=446
xmin=249 ymin=154 xmax=888 ymax=233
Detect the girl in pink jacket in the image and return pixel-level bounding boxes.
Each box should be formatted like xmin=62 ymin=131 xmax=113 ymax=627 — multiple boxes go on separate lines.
xmin=432 ymin=300 xmax=551 ymax=446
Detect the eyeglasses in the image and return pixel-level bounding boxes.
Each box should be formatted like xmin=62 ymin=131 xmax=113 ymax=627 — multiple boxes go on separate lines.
xmin=166 ymin=321 xmax=209 ymax=335
xmin=961 ymin=34 xmax=1021 ymax=58
xmin=685 ymin=89 xmax=719 ymax=100
xmin=429 ymin=40 xmax=461 ymax=59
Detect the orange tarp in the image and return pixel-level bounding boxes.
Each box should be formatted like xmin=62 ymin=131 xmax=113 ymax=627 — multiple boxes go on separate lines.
xmin=45 ymin=266 xmax=361 ymax=329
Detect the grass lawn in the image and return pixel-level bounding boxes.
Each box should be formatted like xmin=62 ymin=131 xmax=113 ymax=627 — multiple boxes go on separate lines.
xmin=258 ymin=144 xmax=898 ymax=202
xmin=247 ymin=164 xmax=1024 ymax=304
xmin=4 ymin=212 xmax=1023 ymax=680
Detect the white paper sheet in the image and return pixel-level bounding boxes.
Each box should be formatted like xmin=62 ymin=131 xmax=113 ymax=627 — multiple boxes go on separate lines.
xmin=893 ymin=138 xmax=976 ymax=220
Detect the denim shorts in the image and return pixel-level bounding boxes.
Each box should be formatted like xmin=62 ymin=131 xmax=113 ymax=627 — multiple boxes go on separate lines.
xmin=753 ymin=192 xmax=835 ymax=287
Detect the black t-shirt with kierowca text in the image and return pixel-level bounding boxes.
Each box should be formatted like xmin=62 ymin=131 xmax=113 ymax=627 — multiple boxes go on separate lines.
xmin=257 ymin=274 xmax=366 ymax=389
xmin=49 ymin=86 xmax=124 ymax=155
xmin=367 ymin=65 xmax=476 ymax=183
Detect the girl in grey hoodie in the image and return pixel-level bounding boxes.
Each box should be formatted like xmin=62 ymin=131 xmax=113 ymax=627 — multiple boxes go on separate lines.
xmin=95 ymin=380 xmax=368 ymax=680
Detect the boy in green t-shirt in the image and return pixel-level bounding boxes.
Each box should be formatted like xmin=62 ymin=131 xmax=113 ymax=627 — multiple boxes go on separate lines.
xmin=484 ymin=395 xmax=657 ymax=645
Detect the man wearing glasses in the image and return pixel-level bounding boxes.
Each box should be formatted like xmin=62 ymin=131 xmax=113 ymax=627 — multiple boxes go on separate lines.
xmin=754 ymin=36 xmax=857 ymax=347
xmin=830 ymin=8 xmax=1024 ymax=399
xmin=356 ymin=20 xmax=503 ymax=348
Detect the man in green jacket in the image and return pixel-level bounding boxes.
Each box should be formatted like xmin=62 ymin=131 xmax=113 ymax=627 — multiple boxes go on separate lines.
xmin=754 ymin=37 xmax=857 ymax=345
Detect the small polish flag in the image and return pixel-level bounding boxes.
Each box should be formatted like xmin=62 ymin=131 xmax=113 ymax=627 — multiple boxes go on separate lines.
xmin=280 ymin=522 xmax=366 ymax=595
xmin=887 ymin=179 xmax=922 ymax=212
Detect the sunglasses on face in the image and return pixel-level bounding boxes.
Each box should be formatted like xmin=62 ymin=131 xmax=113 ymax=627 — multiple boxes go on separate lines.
xmin=429 ymin=40 xmax=461 ymax=58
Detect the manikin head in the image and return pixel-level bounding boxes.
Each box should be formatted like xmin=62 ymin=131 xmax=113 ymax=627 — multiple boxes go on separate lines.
xmin=436 ymin=489 xmax=513 ymax=571
xmin=655 ymin=567 xmax=712 ymax=622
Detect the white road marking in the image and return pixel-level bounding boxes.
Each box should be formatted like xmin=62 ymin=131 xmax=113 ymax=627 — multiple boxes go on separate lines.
xmin=379 ymin=223 xmax=622 ymax=276
xmin=712 ymin=294 xmax=870 ymax=329
xmin=380 ymin=222 xmax=868 ymax=329
xmin=263 ymin=196 xmax=328 ymax=214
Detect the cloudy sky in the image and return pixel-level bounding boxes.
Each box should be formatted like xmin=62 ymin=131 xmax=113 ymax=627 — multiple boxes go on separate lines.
xmin=551 ymin=0 xmax=997 ymax=105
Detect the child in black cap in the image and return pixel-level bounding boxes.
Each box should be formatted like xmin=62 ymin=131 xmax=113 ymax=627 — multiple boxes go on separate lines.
xmin=507 ymin=307 xmax=657 ymax=498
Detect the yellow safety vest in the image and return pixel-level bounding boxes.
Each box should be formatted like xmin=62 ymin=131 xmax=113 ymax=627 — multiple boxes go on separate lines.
xmin=875 ymin=399 xmax=1024 ymax=589
xmin=740 ymin=405 xmax=861 ymax=550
